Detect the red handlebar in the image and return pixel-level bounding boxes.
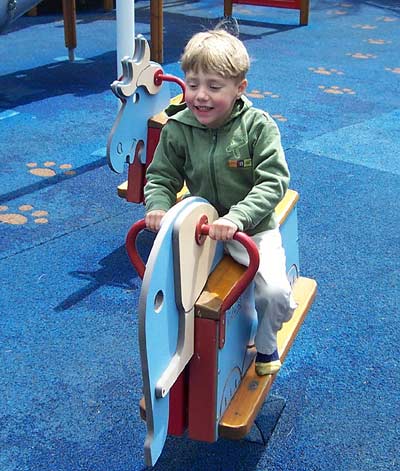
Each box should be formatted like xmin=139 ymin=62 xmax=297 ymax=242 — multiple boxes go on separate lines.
xmin=126 ymin=219 xmax=147 ymax=279
xmin=125 ymin=218 xmax=260 ymax=314
xmin=154 ymin=69 xmax=186 ymax=102
xmin=199 ymin=224 xmax=259 ymax=314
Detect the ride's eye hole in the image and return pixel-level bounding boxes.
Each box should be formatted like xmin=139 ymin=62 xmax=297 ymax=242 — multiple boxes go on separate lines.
xmin=154 ymin=290 xmax=164 ymax=313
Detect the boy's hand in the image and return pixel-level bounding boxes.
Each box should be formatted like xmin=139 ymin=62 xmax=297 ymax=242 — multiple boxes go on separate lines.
xmin=208 ymin=218 xmax=238 ymax=241
xmin=145 ymin=210 xmax=166 ymax=232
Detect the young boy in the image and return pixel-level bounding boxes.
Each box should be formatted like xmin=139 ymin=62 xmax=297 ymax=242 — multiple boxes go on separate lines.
xmin=144 ymin=29 xmax=296 ymax=376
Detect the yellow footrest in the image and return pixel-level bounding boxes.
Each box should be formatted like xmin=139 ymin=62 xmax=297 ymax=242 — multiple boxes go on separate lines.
xmin=218 ymin=276 xmax=317 ymax=440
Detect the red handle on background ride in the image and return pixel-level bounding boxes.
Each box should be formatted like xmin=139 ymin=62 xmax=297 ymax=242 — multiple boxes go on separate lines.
xmin=125 ymin=218 xmax=260 ymax=314
xmin=115 ymin=69 xmax=186 ymax=103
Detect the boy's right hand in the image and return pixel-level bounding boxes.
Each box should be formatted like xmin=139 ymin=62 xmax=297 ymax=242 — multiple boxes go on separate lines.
xmin=145 ymin=210 xmax=166 ymax=232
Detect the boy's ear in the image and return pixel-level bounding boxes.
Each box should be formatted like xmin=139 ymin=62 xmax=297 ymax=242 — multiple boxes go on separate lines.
xmin=237 ymin=79 xmax=248 ymax=97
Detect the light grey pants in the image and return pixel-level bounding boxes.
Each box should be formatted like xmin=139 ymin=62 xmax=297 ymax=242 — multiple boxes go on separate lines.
xmin=225 ymin=227 xmax=297 ymax=355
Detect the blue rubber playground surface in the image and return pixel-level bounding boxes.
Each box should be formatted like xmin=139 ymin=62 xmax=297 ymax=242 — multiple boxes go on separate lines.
xmin=1 ymin=1 xmax=399 ymax=470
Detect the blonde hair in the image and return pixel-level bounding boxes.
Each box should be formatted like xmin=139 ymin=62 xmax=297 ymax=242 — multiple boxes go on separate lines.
xmin=181 ymin=29 xmax=250 ymax=81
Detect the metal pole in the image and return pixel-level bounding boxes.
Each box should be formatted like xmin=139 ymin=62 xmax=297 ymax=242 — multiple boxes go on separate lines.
xmin=116 ymin=0 xmax=135 ymax=77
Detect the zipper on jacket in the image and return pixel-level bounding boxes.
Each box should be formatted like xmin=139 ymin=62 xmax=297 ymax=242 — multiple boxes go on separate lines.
xmin=208 ymin=130 xmax=219 ymax=203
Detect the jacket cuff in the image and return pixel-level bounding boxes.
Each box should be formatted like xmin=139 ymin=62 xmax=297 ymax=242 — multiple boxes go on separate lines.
xmin=145 ymin=200 xmax=171 ymax=214
xmin=222 ymin=214 xmax=245 ymax=232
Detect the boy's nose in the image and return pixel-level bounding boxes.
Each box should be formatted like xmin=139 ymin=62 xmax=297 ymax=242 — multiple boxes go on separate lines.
xmin=196 ymin=87 xmax=209 ymax=101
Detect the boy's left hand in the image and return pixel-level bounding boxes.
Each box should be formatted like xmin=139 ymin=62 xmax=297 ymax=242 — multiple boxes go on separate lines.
xmin=208 ymin=218 xmax=238 ymax=241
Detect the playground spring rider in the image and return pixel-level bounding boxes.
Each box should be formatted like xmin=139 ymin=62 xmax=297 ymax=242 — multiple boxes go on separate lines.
xmin=107 ymin=36 xmax=317 ymax=468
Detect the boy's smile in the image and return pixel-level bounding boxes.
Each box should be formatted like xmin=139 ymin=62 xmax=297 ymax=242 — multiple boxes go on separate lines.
xmin=185 ymin=70 xmax=247 ymax=128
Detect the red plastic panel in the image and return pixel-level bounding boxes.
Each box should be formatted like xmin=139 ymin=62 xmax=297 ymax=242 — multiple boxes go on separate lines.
xmin=146 ymin=126 xmax=162 ymax=169
xmin=126 ymin=158 xmax=145 ymax=203
xmin=168 ymin=371 xmax=188 ymax=436
xmin=188 ymin=318 xmax=219 ymax=442
xmin=233 ymin=0 xmax=301 ymax=10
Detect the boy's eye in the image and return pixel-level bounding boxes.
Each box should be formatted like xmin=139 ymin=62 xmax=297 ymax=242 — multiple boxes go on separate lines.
xmin=210 ymin=85 xmax=222 ymax=90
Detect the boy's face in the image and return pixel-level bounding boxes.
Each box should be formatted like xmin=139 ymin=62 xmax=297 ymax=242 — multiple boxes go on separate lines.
xmin=185 ymin=69 xmax=247 ymax=129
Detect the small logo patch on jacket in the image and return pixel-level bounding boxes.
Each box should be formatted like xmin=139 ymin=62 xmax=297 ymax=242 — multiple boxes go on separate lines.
xmin=228 ymin=158 xmax=252 ymax=168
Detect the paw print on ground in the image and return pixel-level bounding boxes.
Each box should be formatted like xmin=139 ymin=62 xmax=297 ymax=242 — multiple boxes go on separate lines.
xmin=377 ymin=16 xmax=397 ymax=23
xmin=327 ymin=3 xmax=352 ymax=15
xmin=318 ymin=85 xmax=356 ymax=95
xmin=346 ymin=52 xmax=377 ymax=60
xmin=385 ymin=67 xmax=400 ymax=74
xmin=246 ymin=90 xmax=280 ymax=99
xmin=365 ymin=39 xmax=391 ymax=45
xmin=0 ymin=205 xmax=49 ymax=225
xmin=236 ymin=6 xmax=253 ymax=14
xmin=308 ymin=67 xmax=344 ymax=76
xmin=328 ymin=9 xmax=348 ymax=16
xmin=271 ymin=114 xmax=287 ymax=122
xmin=353 ymin=24 xmax=377 ymax=30
xmin=26 ymin=161 xmax=76 ymax=178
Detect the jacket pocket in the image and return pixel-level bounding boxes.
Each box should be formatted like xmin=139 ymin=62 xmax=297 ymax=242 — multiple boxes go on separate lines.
xmin=225 ymin=141 xmax=252 ymax=169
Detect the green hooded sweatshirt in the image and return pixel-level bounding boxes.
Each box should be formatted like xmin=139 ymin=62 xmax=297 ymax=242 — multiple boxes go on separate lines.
xmin=144 ymin=96 xmax=290 ymax=235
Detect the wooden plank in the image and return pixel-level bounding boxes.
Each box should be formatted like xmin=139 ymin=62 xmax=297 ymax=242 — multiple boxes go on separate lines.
xmin=224 ymin=0 xmax=234 ymax=16
xmin=195 ymin=256 xmax=245 ymax=320
xmin=148 ymin=110 xmax=169 ymax=130
xmin=150 ymin=0 xmax=163 ymax=63
xmin=117 ymin=180 xmax=128 ymax=199
xmin=62 ymin=0 xmax=77 ymax=61
xmin=218 ymin=276 xmax=317 ymax=439
xmin=300 ymin=0 xmax=310 ymax=25
xmin=103 ymin=0 xmax=114 ymax=11
xmin=276 ymin=189 xmax=299 ymax=225
xmin=118 ymin=180 xmax=188 ymax=201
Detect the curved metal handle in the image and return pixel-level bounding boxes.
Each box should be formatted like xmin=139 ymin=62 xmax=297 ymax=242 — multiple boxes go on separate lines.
xmin=126 ymin=219 xmax=147 ymax=279
xmin=199 ymin=224 xmax=260 ymax=314
xmin=154 ymin=69 xmax=186 ymax=101
xmin=126 ymin=218 xmax=260 ymax=314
